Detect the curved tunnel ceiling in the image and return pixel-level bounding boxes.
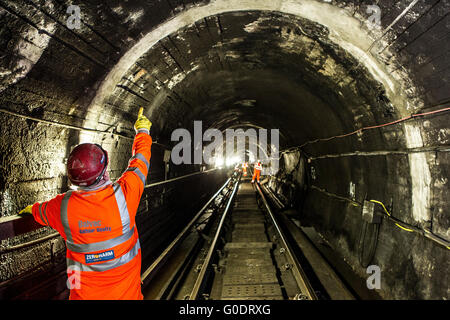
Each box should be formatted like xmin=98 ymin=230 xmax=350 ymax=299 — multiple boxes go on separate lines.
xmin=81 ymin=2 xmax=430 ymax=222
xmin=16 ymin=0 xmax=442 ymax=229
xmin=0 ymin=0 xmax=446 ymax=223
xmin=85 ymin=1 xmax=416 ymax=152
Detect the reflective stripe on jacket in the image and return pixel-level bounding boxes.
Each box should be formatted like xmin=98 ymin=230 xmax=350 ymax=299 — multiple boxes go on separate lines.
xmin=254 ymin=163 xmax=262 ymax=171
xmin=32 ymin=131 xmax=152 ymax=299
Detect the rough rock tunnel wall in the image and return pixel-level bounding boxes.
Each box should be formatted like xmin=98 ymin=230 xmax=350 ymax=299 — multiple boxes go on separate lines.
xmin=0 ymin=0 xmax=449 ymax=299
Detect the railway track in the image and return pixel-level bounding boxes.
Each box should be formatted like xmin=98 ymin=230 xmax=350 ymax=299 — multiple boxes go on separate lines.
xmin=142 ymin=173 xmax=330 ymax=300
xmin=211 ymin=181 xmax=316 ymax=300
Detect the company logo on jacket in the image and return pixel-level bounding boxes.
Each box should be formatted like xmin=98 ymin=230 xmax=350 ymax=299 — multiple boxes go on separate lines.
xmin=78 ymin=220 xmax=111 ymax=233
xmin=85 ymin=250 xmax=115 ymax=263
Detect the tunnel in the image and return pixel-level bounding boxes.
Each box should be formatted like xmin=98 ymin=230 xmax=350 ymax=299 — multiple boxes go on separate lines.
xmin=0 ymin=0 xmax=449 ymax=301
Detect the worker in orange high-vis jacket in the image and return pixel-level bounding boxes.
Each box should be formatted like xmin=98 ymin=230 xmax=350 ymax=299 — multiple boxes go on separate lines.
xmin=242 ymin=162 xmax=248 ymax=176
xmin=18 ymin=107 xmax=152 ymax=300
xmin=251 ymin=160 xmax=262 ymax=183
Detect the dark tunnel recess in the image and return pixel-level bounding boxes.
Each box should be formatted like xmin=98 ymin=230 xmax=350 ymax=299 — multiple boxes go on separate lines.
xmin=0 ymin=0 xmax=449 ymax=300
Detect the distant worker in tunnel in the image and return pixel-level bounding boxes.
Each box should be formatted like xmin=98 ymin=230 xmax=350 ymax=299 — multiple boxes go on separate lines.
xmin=242 ymin=161 xmax=248 ymax=177
xmin=18 ymin=107 xmax=153 ymax=300
xmin=251 ymin=160 xmax=262 ymax=183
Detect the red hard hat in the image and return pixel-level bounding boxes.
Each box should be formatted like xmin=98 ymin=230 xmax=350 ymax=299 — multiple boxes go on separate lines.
xmin=67 ymin=143 xmax=108 ymax=187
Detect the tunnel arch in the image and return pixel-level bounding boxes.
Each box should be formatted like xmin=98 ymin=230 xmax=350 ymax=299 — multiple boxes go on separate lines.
xmin=81 ymin=0 xmax=431 ymax=225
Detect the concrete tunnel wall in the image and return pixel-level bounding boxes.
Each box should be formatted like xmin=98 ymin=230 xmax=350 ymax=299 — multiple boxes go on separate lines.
xmin=0 ymin=0 xmax=448 ymax=299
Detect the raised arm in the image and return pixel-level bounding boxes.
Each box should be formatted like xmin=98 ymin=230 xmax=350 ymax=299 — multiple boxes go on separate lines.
xmin=116 ymin=108 xmax=153 ymax=219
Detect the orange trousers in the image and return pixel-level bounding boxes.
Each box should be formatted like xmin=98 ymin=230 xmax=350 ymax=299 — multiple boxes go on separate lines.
xmin=243 ymin=168 xmax=247 ymax=176
xmin=252 ymin=170 xmax=261 ymax=182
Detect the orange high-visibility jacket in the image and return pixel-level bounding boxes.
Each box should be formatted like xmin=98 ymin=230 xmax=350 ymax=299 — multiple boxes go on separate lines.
xmin=31 ymin=131 xmax=152 ymax=300
xmin=242 ymin=162 xmax=248 ymax=169
xmin=254 ymin=162 xmax=262 ymax=171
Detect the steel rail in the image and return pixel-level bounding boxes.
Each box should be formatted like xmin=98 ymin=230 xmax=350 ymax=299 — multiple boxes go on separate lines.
xmin=1 ymin=169 xmax=223 ymax=247
xmin=255 ymin=183 xmax=318 ymax=300
xmin=262 ymin=184 xmax=285 ymax=209
xmin=141 ymin=178 xmax=232 ymax=282
xmin=188 ymin=177 xmax=240 ymax=300
xmin=145 ymin=168 xmax=219 ymax=188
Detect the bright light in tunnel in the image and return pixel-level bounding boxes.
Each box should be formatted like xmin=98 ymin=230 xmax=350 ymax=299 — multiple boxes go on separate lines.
xmin=226 ymin=156 xmax=240 ymax=167
xmin=248 ymin=151 xmax=256 ymax=163
xmin=214 ymin=157 xmax=224 ymax=168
